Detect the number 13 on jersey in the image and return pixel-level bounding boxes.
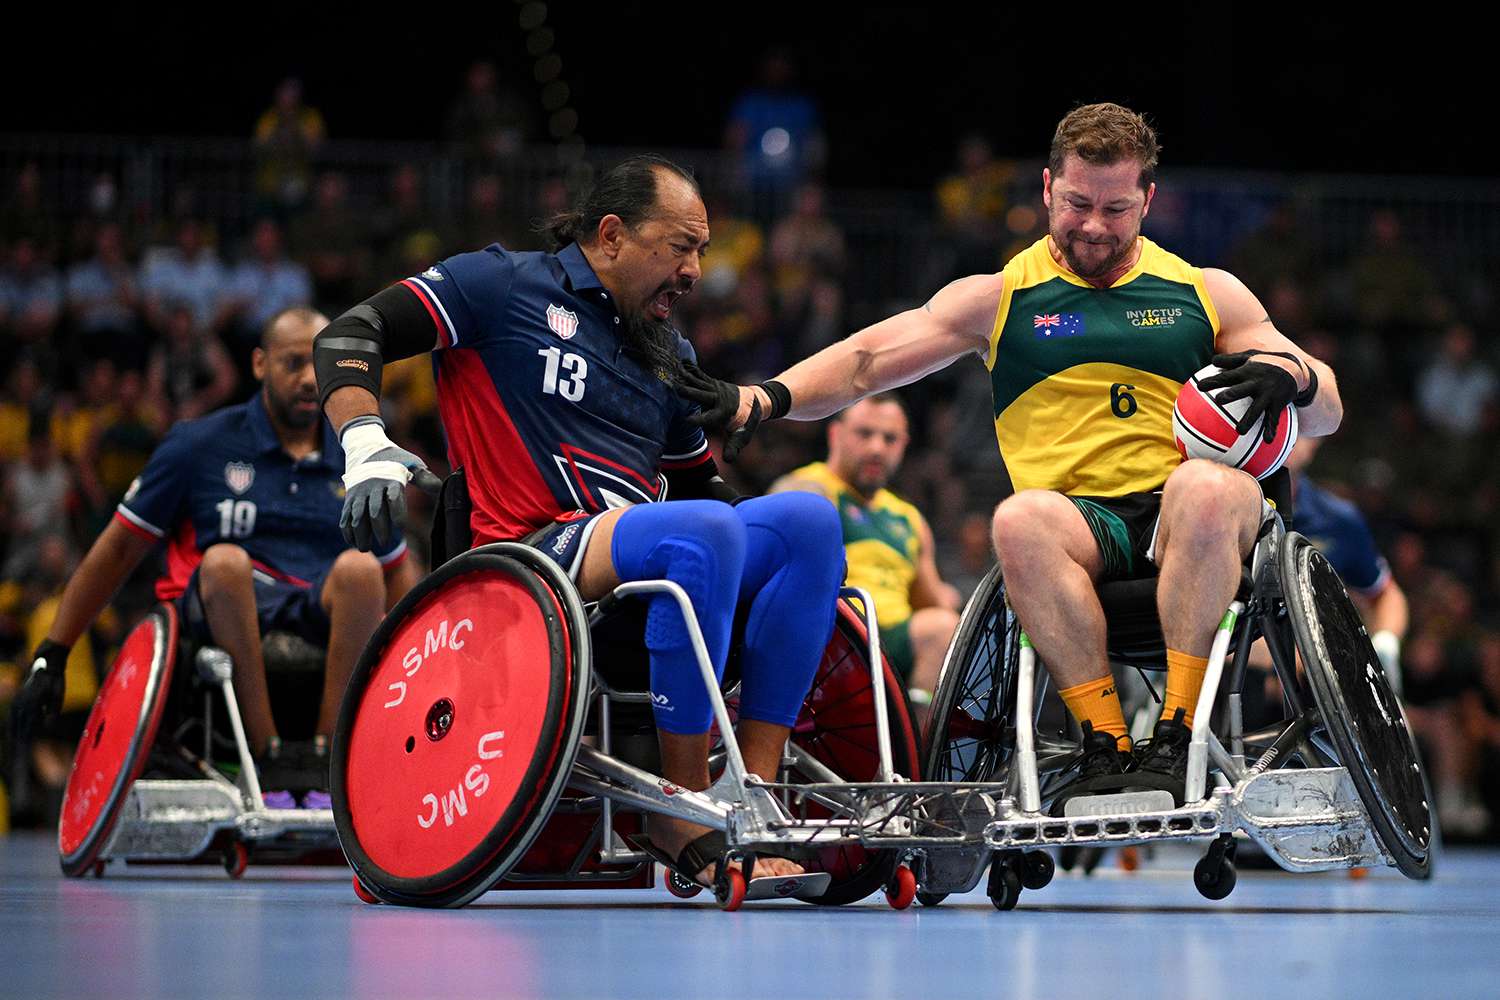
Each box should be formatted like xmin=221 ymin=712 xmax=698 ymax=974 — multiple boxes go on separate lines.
xmin=538 ymin=347 xmax=588 ymax=402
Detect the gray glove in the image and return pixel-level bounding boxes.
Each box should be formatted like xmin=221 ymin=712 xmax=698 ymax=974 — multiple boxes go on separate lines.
xmin=340 ymin=418 xmax=442 ymax=551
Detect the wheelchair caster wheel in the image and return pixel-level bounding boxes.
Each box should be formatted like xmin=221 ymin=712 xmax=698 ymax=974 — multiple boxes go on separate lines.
xmin=916 ymin=891 xmax=948 ymax=908
xmin=988 ymin=864 xmax=1022 ymax=911
xmin=1020 ymin=851 xmax=1054 ymax=891
xmin=715 ymin=867 xmax=747 ymax=911
xmin=1193 ymin=855 xmax=1237 ymax=900
xmin=352 ymin=876 xmax=381 ymax=905
xmin=223 ymin=842 xmax=249 ymax=879
xmin=884 ymin=865 xmax=917 ymax=910
xmin=92 ymin=861 xmax=107 ymax=879
xmin=666 ymin=869 xmax=704 ymax=899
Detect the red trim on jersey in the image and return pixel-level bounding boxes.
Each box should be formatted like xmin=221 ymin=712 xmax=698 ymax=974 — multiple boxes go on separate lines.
xmin=399 ymin=279 xmax=447 ymax=347
xmin=659 ymin=450 xmax=713 ymax=471
xmin=436 ymin=349 xmax=564 ymax=545
xmin=558 ymin=442 xmax=662 ymax=507
xmin=156 ymin=520 xmax=202 ymax=601
xmin=112 ymin=510 xmax=160 ymax=544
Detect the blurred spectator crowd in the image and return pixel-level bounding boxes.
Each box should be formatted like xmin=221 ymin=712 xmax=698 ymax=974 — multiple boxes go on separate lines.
xmin=3 ymin=65 xmax=1500 ymax=841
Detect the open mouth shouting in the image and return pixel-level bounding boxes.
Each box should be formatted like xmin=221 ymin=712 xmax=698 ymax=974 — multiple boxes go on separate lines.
xmin=649 ymin=284 xmax=689 ymax=321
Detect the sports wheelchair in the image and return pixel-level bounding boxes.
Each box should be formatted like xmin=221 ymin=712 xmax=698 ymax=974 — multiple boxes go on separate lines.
xmin=918 ymin=509 xmax=1435 ymax=908
xmin=57 ymin=608 xmax=341 ymax=879
xmin=331 ymin=541 xmax=923 ymax=910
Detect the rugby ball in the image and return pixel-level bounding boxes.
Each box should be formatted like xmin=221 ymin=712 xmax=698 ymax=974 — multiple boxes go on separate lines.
xmin=1172 ymin=363 xmax=1297 ymax=480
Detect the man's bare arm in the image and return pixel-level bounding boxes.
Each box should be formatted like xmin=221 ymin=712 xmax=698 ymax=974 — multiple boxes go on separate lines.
xmin=325 ymin=385 xmax=381 ymax=437
xmin=46 ymin=519 xmax=157 ymax=647
xmin=723 ymin=274 xmax=1001 ymax=427
xmin=383 ymin=555 xmax=420 ymax=611
xmin=767 ymin=475 xmax=834 ymax=498
xmin=1204 ymin=268 xmax=1342 ymax=436
xmin=1354 ymin=579 xmax=1409 ymax=639
xmin=909 ymin=517 xmax=961 ymax=612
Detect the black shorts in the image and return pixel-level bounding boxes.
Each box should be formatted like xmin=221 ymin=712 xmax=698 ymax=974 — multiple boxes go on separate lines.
xmin=1067 ymin=492 xmax=1163 ymax=583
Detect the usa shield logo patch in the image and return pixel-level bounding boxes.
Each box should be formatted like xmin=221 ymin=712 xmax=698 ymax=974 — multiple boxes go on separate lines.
xmin=546 ymin=303 xmax=580 ymax=340
xmin=225 ymin=462 xmax=255 ymax=495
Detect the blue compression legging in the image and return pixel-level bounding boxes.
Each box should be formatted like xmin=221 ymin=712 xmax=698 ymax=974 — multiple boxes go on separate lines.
xmin=609 ymin=494 xmax=845 ymax=734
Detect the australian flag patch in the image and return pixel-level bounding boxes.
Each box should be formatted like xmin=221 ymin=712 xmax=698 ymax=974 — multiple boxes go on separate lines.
xmin=1033 ymin=312 xmax=1086 ymax=338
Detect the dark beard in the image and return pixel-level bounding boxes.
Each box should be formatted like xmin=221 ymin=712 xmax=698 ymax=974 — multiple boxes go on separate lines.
xmin=620 ymin=312 xmax=684 ymax=382
xmin=265 ymin=388 xmax=319 ymax=430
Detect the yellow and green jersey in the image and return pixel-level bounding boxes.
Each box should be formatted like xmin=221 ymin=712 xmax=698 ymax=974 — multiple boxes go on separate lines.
xmin=787 ymin=461 xmax=924 ymax=627
xmin=986 ymin=236 xmax=1219 ymax=496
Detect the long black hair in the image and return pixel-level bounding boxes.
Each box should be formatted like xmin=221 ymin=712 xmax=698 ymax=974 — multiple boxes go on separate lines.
xmin=541 ymin=154 xmax=698 ymax=249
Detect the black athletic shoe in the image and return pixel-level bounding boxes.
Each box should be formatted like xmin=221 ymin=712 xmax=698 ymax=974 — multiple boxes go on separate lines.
xmin=1131 ymin=708 xmax=1193 ymax=805
xmin=1048 ymin=723 xmax=1133 ymax=816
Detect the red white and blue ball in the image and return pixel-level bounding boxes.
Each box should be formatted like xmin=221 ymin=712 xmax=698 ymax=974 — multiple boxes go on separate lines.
xmin=1172 ymin=363 xmax=1298 ymax=480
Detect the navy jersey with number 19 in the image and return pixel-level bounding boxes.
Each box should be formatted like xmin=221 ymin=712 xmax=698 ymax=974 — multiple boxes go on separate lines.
xmin=398 ymin=242 xmax=711 ymax=544
xmin=115 ymin=395 xmax=407 ymax=601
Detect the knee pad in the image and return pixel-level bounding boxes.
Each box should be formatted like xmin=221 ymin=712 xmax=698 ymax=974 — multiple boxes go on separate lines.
xmin=611 ymin=502 xmax=748 ymax=733
xmin=638 ymin=536 xmax=736 ymax=654
xmin=737 ymin=492 xmax=845 ymax=581
xmin=614 ymin=503 xmax=746 ymax=646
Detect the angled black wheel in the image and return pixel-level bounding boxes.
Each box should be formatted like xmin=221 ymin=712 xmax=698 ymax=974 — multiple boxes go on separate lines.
xmin=923 ymin=565 xmax=1019 ymax=786
xmin=1281 ymin=532 xmax=1434 ymax=879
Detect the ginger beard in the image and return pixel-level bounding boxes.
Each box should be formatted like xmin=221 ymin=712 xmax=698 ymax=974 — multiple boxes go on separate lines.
xmin=1049 ymin=206 xmax=1141 ymax=281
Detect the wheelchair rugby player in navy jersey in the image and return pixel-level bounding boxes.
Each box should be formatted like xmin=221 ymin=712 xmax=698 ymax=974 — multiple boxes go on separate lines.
xmin=315 ymin=156 xmax=846 ymax=890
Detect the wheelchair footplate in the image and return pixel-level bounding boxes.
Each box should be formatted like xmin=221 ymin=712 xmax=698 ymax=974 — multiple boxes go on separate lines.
xmin=627 ymin=834 xmax=832 ymax=903
xmin=978 ymin=768 xmax=1390 ymax=872
xmin=98 ymin=778 xmax=339 ymax=864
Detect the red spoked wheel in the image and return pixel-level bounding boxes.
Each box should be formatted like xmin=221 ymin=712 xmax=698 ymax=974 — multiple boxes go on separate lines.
xmin=885 ymin=864 xmax=917 ymax=910
xmin=715 ymin=867 xmax=747 ymax=911
xmin=58 ymin=604 xmax=179 ymax=877
xmin=722 ymin=600 xmax=921 ymax=905
xmin=789 ymin=601 xmax=921 ymax=905
xmin=332 ymin=545 xmax=590 ymax=908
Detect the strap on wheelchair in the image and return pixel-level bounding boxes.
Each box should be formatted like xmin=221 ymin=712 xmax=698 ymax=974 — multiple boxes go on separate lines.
xmin=429 ymin=468 xmax=474 ymax=569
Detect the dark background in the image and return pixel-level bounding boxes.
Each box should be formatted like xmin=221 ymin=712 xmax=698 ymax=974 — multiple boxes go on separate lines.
xmin=5 ymin=4 xmax=1486 ymax=184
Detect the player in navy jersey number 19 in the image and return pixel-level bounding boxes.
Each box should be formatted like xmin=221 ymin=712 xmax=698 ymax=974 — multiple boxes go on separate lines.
xmin=315 ymin=156 xmax=846 ymax=885
xmin=11 ymin=309 xmax=419 ymax=807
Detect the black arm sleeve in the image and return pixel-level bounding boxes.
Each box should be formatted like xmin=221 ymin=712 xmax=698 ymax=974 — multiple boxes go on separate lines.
xmin=314 ymin=282 xmax=445 ymax=409
xmin=662 ymin=455 xmax=743 ymax=504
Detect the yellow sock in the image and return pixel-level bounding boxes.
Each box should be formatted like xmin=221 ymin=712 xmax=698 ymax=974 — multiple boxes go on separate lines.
xmin=1059 ymin=676 xmax=1130 ymax=750
xmin=1163 ymin=649 xmax=1210 ymax=726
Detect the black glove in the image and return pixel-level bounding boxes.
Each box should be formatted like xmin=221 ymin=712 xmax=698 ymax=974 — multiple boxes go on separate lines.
xmin=11 ymin=640 xmax=70 ymax=743
xmin=674 ymin=363 xmax=769 ymax=463
xmin=1196 ymin=351 xmax=1306 ymax=443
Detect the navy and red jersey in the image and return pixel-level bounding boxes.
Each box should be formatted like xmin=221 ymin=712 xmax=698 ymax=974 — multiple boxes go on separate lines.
xmin=398 ymin=242 xmax=711 ymax=544
xmin=1291 ymin=473 xmax=1391 ymax=598
xmin=115 ymin=394 xmax=407 ymax=601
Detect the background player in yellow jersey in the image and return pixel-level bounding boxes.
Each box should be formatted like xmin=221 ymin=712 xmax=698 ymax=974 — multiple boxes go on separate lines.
xmin=769 ymin=394 xmax=960 ymax=714
xmin=680 ymin=103 xmax=1344 ymax=806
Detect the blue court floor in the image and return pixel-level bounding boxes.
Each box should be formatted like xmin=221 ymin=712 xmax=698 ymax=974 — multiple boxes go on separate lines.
xmin=2 ymin=832 xmax=1497 ymax=1000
